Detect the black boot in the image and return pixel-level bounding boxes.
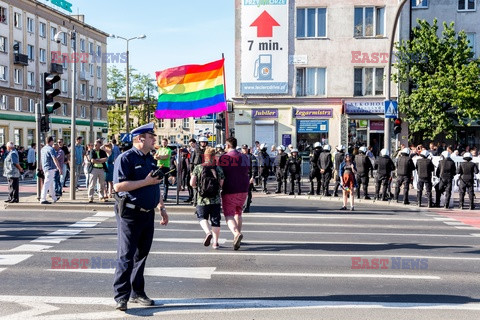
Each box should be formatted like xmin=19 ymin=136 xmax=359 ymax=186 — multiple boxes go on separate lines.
xmin=297 ymin=181 xmax=302 ymax=195
xmin=289 ymin=181 xmax=294 ymax=195
xmin=316 ymin=183 xmax=321 ymax=195
xmin=417 ymin=192 xmax=422 ymax=207
xmin=403 ymin=191 xmax=410 ymax=205
xmin=435 ymin=193 xmax=441 ymax=208
xmin=284 ymin=180 xmax=288 ymax=194
xmin=470 ymin=197 xmax=475 ymax=210
xmin=275 ymin=182 xmax=282 ymax=194
xmin=308 ymin=181 xmax=315 ymax=195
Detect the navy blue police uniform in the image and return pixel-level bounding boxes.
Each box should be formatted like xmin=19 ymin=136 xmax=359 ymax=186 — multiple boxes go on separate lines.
xmin=113 ymin=125 xmax=160 ymax=304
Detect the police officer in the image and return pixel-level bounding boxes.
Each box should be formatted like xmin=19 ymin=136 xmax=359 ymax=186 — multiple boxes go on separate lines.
xmin=355 ymin=146 xmax=373 ymax=200
xmin=457 ymin=152 xmax=479 ymax=210
xmin=191 ymin=137 xmax=208 ymax=205
xmin=308 ymin=142 xmax=322 ymax=195
xmin=434 ymin=151 xmax=457 ymax=208
xmin=394 ymin=148 xmax=415 ymax=204
xmin=374 ymin=149 xmax=395 ymax=201
xmin=333 ymin=145 xmax=345 ymax=197
xmin=113 ymin=123 xmax=169 ymax=311
xmin=274 ymin=145 xmax=288 ymax=194
xmin=319 ymin=145 xmax=333 ymax=196
xmin=258 ymin=143 xmax=272 ymax=194
xmin=285 ymin=148 xmax=302 ymax=195
xmin=416 ymin=150 xmax=435 ymax=207
xmin=215 ymin=144 xmax=225 ymax=158
xmin=241 ymin=144 xmax=254 ymax=212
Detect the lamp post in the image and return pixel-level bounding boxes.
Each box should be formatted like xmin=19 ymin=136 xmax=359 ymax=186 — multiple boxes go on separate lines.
xmin=109 ymin=34 xmax=146 ymax=134
xmin=385 ymin=0 xmax=408 ymax=154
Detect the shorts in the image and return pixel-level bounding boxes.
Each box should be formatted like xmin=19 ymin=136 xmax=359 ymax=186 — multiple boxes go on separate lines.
xmin=342 ymin=173 xmax=355 ymax=190
xmin=196 ymin=204 xmax=221 ymax=227
xmin=221 ymin=192 xmax=248 ymax=217
xmin=28 ymin=163 xmax=36 ymax=170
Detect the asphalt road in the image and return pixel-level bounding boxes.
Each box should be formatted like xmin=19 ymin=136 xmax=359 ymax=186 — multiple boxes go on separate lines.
xmin=1 ymin=195 xmax=480 ymax=319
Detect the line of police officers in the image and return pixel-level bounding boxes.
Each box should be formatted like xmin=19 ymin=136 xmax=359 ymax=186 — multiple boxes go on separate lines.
xmin=259 ymin=142 xmax=479 ymax=210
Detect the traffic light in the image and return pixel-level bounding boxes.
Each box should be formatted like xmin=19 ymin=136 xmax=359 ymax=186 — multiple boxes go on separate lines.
xmin=215 ymin=117 xmax=225 ymax=131
xmin=43 ymin=72 xmax=61 ymax=114
xmin=40 ymin=115 xmax=50 ymax=132
xmin=393 ymin=118 xmax=402 ymax=135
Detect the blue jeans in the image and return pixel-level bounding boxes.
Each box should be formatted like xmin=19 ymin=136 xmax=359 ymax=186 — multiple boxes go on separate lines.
xmin=54 ymin=170 xmax=62 ymax=196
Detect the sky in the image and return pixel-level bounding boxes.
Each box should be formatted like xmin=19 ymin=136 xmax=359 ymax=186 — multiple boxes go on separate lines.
xmin=41 ymin=0 xmax=235 ymax=98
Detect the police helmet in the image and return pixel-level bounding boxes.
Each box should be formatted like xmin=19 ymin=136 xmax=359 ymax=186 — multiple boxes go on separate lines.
xmin=463 ymin=152 xmax=473 ymax=160
xmin=314 ymin=142 xmax=322 ymax=149
xmin=215 ymin=144 xmax=224 ymax=150
xmin=291 ymin=148 xmax=299 ymax=153
xmin=277 ymin=145 xmax=285 ymax=151
xmin=323 ymin=145 xmax=331 ymax=151
xmin=401 ymin=148 xmax=410 ymax=155
xmin=441 ymin=151 xmax=451 ymax=159
xmin=359 ymin=146 xmax=367 ymax=154
xmin=380 ymin=148 xmax=389 ymax=157
xmin=260 ymin=143 xmax=267 ymax=150
xmin=199 ymin=137 xmax=208 ymax=143
xmin=420 ymin=150 xmax=430 ymax=158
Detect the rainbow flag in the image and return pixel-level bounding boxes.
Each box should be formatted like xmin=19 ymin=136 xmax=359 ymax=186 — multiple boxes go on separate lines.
xmin=155 ymin=59 xmax=227 ymax=119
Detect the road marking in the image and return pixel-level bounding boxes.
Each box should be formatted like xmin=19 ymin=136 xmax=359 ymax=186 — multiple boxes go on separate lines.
xmin=455 ymin=226 xmax=478 ymax=230
xmin=31 ymin=229 xmax=83 ymax=244
xmin=235 ymin=214 xmax=437 ymax=222
xmin=152 ymin=238 xmax=227 ymax=245
xmin=444 ymin=222 xmax=465 ymax=226
xmin=471 ymin=234 xmax=480 ymax=237
xmin=69 ymin=222 xmax=99 ymax=228
xmin=9 ymin=244 xmax=52 ymax=252
xmin=0 ymin=254 xmax=32 ymax=265
xmin=81 ymin=217 xmax=110 ymax=222
xmin=48 ymin=267 xmax=216 ymax=279
xmin=0 ymin=268 xmax=6 ymax=273
xmin=38 ymin=249 xmax=480 ymax=261
xmin=434 ymin=217 xmax=456 ymax=221
xmin=93 ymin=211 xmax=115 ymax=217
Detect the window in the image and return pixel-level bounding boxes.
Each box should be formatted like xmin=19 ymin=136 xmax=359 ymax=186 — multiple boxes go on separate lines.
xmin=412 ymin=0 xmax=428 ymax=8
xmin=97 ymin=87 xmax=102 ymax=99
xmin=27 ymin=17 xmax=34 ymax=33
xmin=170 ymin=119 xmax=177 ymax=128
xmin=89 ymin=63 xmax=94 ymax=76
xmin=0 ymin=95 xmax=6 ymax=110
xmin=39 ymin=48 xmax=46 ymax=63
xmin=80 ymin=106 xmax=86 ymax=118
xmin=158 ymin=119 xmax=165 ymax=128
xmin=62 ymin=58 xmax=67 ymax=70
xmin=14 ymin=129 xmax=22 ymax=146
xmin=97 ymin=108 xmax=102 ymax=119
xmin=80 ymin=83 xmax=86 ymax=95
xmin=0 ymin=36 xmax=6 ymax=52
xmin=13 ymin=40 xmax=21 ymax=53
xmin=27 ymin=71 xmax=34 ymax=86
xmin=168 ymin=135 xmax=175 ymax=143
xmin=183 ymin=135 xmax=190 ymax=145
xmin=183 ymin=118 xmax=190 ymax=128
xmin=458 ymin=0 xmax=476 ymax=11
xmin=89 ymin=42 xmax=94 ymax=55
xmin=14 ymin=12 xmax=21 ymax=28
xmin=61 ymin=79 xmax=68 ymax=93
xmin=96 ymin=45 xmax=101 ymax=56
xmin=80 ymin=39 xmax=85 ymax=52
xmin=354 ymin=67 xmax=384 ymax=96
xmin=62 ymin=103 xmax=67 ymax=116
xmin=28 ymin=99 xmax=34 ymax=113
xmin=96 ymin=66 xmax=101 ymax=79
xmin=354 ymin=7 xmax=385 ymax=37
xmin=0 ymin=65 xmax=6 ymax=81
xmin=39 ymin=22 xmax=46 ymax=37
xmin=15 ymin=97 xmax=22 ymax=111
xmin=51 ymin=26 xmax=57 ymax=41
xmin=296 ymin=8 xmax=327 ymax=38
xmin=466 ymin=33 xmax=476 ymax=56
xmin=27 ymin=45 xmax=34 ymax=60
xmin=14 ymin=69 xmax=22 ymax=84
xmin=89 ymin=85 xmax=94 ymax=97
xmin=296 ymin=67 xmax=326 ymax=96
xmin=0 ymin=6 xmax=7 ymax=24
xmin=61 ymin=32 xmax=67 ymax=45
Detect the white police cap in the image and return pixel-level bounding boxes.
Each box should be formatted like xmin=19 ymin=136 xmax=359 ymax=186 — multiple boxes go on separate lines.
xmin=131 ymin=123 xmax=156 ymax=137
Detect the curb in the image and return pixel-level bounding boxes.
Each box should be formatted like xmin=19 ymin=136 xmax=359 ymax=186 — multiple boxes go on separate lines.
xmin=2 ymin=202 xmax=195 ymax=213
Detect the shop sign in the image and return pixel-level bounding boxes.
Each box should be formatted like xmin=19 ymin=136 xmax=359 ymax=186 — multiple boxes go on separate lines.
xmin=252 ymin=109 xmax=278 ymax=119
xmin=293 ymin=108 xmax=333 ymax=119
xmin=359 ymin=120 xmax=368 ymax=128
xmin=297 ymin=120 xmax=329 ymax=133
xmin=345 ymin=101 xmax=384 ymax=114
xmin=282 ymin=134 xmax=291 ymax=146
xmin=370 ymin=120 xmax=384 ymax=131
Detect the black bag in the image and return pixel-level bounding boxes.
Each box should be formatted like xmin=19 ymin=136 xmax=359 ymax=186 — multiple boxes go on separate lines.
xmin=198 ymin=166 xmax=220 ymax=198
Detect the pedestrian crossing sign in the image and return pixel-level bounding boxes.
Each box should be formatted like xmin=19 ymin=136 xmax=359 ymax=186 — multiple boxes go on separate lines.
xmin=384 ymin=100 xmax=398 ymax=119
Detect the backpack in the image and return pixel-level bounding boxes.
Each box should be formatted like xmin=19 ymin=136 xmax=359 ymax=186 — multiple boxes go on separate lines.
xmin=198 ymin=165 xmax=220 ymax=198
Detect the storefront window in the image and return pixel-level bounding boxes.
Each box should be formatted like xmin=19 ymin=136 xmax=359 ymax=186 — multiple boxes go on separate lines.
xmin=27 ymin=129 xmax=35 ymax=146
xmin=14 ymin=128 xmax=22 ymax=146
xmin=296 ymin=119 xmax=329 ymax=155
xmin=62 ymin=130 xmax=71 ymax=146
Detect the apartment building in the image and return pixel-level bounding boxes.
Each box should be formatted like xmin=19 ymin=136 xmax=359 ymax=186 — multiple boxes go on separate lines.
xmin=0 ymin=0 xmax=108 ymax=147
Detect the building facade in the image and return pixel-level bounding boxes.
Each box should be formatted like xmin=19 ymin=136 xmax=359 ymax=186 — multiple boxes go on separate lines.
xmin=0 ymin=0 xmax=108 ymax=148
xmin=233 ymin=0 xmax=401 ymax=156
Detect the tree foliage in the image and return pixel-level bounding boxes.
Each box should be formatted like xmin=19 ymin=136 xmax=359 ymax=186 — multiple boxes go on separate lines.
xmin=393 ymin=19 xmax=480 ymax=140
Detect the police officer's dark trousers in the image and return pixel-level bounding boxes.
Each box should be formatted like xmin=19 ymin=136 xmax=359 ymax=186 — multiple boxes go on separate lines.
xmin=321 ymin=171 xmax=332 ymax=196
xmin=417 ymin=179 xmax=432 ymax=207
xmin=275 ymin=169 xmax=285 ymax=193
xmin=375 ymin=176 xmax=388 ymax=200
xmin=114 ymin=205 xmax=155 ymax=302
xmin=435 ymin=179 xmax=453 ymax=208
xmin=289 ymin=174 xmax=301 ymax=195
xmin=261 ymin=168 xmax=269 ymax=193
xmin=459 ymin=179 xmax=475 ymax=209
xmin=309 ymin=168 xmax=321 ymax=195
xmin=356 ymin=175 xmax=370 ymax=199
xmin=394 ymin=175 xmax=411 ymax=204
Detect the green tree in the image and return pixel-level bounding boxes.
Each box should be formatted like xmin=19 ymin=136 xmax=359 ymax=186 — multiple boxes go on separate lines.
xmin=393 ymin=19 xmax=480 ymax=140
xmin=107 ymin=106 xmax=125 ymax=136
xmin=107 ymin=65 xmax=126 ymax=100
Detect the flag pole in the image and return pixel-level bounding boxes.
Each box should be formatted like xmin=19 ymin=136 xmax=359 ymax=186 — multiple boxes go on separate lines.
xmin=221 ymin=53 xmax=229 ymax=140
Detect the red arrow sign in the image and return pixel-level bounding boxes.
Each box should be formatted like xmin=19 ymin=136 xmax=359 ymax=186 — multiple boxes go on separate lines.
xmin=250 ymin=10 xmax=280 ymax=37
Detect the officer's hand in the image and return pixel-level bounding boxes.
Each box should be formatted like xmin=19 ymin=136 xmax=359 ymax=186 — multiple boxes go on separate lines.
xmin=160 ymin=210 xmax=169 ymax=226
xmin=146 ymin=171 xmax=162 ymax=185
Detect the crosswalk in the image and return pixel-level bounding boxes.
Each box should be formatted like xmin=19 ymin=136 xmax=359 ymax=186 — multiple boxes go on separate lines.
xmin=1 ymin=201 xmax=480 ymax=318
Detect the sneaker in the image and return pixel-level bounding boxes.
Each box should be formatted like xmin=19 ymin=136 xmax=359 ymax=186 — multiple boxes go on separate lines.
xmin=203 ymin=233 xmax=213 ymax=247
xmin=129 ymin=295 xmax=154 ymax=306
xmin=212 ymin=243 xmax=219 ymax=250
xmin=88 ymin=200 xmax=93 ymax=203
xmin=351 ymin=207 xmax=355 ymax=211
xmin=340 ymin=206 xmax=347 ymax=210
xmin=40 ymin=200 xmax=51 ymax=204
xmin=115 ymin=298 xmax=128 ymax=311
xmin=233 ymin=233 xmax=243 ymax=250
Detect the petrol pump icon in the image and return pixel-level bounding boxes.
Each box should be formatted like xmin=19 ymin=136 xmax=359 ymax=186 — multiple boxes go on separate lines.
xmin=254 ymin=54 xmax=273 ymax=80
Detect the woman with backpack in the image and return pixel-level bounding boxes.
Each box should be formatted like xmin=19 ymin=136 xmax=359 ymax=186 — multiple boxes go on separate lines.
xmin=190 ymin=147 xmax=225 ymax=249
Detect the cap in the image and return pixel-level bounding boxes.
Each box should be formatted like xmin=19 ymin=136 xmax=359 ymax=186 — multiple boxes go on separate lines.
xmin=242 ymin=144 xmax=248 ymax=149
xmin=199 ymin=137 xmax=208 ymax=143
xmin=131 ymin=123 xmax=156 ymax=137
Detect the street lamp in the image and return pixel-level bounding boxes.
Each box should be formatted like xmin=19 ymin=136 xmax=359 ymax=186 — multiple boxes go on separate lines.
xmin=109 ymin=34 xmax=146 ymax=134
xmin=55 ymin=27 xmax=77 ymax=200
xmin=385 ymin=0 xmax=408 ymax=155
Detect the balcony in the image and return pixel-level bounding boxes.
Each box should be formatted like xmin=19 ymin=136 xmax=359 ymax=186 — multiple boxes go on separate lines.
xmin=79 ymin=70 xmax=90 ymax=81
xmin=14 ymin=53 xmax=28 ymax=66
xmin=50 ymin=63 xmax=64 ymax=74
